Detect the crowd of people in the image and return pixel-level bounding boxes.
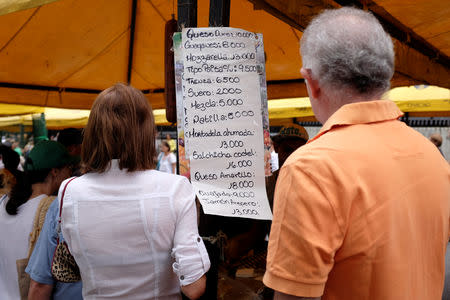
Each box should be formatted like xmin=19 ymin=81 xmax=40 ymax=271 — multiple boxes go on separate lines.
xmin=0 ymin=6 xmax=449 ymax=300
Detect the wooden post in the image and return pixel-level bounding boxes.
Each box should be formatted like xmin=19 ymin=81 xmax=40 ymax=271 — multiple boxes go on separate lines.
xmin=176 ymin=0 xmax=198 ymax=175
xmin=19 ymin=124 xmax=25 ymax=148
xmin=126 ymin=0 xmax=138 ymax=84
xmin=32 ymin=113 xmax=48 ymax=143
xmin=209 ymin=0 xmax=231 ymax=27
xmin=177 ymin=0 xmax=197 ymax=30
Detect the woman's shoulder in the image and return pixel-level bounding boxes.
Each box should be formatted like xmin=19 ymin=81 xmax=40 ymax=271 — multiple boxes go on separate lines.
xmin=151 ymin=171 xmax=191 ymax=188
xmin=11 ymin=194 xmax=45 ymax=217
xmin=151 ymin=170 xmax=186 ymax=181
xmin=60 ymin=176 xmax=80 ymax=189
xmin=61 ymin=171 xmax=192 ymax=197
xmin=58 ymin=175 xmax=88 ymax=197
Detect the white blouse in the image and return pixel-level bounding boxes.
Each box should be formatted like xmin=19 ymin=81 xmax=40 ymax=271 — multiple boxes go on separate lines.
xmin=0 ymin=194 xmax=47 ymax=300
xmin=158 ymin=152 xmax=177 ymax=174
xmin=60 ymin=160 xmax=210 ymax=300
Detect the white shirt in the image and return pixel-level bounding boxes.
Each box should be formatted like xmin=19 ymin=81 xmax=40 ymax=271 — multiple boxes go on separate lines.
xmin=0 ymin=194 xmax=47 ymax=300
xmin=270 ymin=151 xmax=279 ymax=173
xmin=60 ymin=160 xmax=210 ymax=300
xmin=158 ymin=152 xmax=176 ymax=174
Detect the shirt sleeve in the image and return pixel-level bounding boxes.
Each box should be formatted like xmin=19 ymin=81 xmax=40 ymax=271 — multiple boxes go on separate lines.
xmin=263 ymin=162 xmax=344 ymax=297
xmin=25 ymin=198 xmax=59 ymax=285
xmin=169 ymin=153 xmax=177 ymax=164
xmin=171 ymin=177 xmax=210 ymax=286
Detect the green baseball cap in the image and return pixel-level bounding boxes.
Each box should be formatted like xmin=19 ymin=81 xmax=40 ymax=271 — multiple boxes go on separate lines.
xmin=24 ymin=140 xmax=80 ymax=171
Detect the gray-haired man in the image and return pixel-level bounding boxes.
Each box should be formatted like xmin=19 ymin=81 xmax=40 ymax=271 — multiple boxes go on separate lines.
xmin=264 ymin=7 xmax=450 ymax=300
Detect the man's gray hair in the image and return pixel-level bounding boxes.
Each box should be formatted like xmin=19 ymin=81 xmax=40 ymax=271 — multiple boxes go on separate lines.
xmin=301 ymin=7 xmax=394 ymax=98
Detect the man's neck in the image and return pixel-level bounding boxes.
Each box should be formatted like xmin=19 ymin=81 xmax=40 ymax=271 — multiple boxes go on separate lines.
xmin=319 ymin=94 xmax=380 ymax=124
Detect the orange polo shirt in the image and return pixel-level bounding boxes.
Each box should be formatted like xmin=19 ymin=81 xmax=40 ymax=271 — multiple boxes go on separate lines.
xmin=264 ymin=100 xmax=450 ymax=300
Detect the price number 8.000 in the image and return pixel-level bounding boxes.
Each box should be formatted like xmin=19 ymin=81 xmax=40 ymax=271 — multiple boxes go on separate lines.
xmin=228 ymin=180 xmax=254 ymax=190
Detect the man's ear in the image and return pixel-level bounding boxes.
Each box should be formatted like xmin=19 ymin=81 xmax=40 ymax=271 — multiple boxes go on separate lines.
xmin=301 ymin=68 xmax=321 ymax=99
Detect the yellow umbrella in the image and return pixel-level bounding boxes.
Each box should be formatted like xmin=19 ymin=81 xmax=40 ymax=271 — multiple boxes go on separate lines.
xmin=0 ymin=0 xmax=59 ymax=16
xmin=0 ymin=103 xmax=45 ymax=116
xmin=268 ymin=85 xmax=450 ymax=122
xmin=385 ymin=85 xmax=450 ymax=114
xmin=0 ymin=85 xmax=448 ymax=130
xmin=0 ymin=0 xmax=304 ymax=109
xmin=0 ymin=106 xmax=170 ymax=130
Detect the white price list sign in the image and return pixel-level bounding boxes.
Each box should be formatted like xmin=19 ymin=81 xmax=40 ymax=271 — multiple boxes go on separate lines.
xmin=180 ymin=27 xmax=272 ymax=220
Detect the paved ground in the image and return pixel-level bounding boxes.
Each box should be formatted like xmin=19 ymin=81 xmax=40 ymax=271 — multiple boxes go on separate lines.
xmin=216 ymin=242 xmax=450 ymax=300
xmin=217 ymin=243 xmax=450 ymax=300
xmin=218 ymin=267 xmax=269 ymax=300
xmin=217 ymin=249 xmax=273 ymax=300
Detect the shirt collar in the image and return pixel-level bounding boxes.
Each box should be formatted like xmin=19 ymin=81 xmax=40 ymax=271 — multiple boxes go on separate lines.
xmin=110 ymin=159 xmax=120 ymax=170
xmin=309 ymin=100 xmax=403 ymax=143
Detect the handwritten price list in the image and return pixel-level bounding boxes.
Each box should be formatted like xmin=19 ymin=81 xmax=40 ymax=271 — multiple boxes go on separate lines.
xmin=181 ymin=28 xmax=272 ymax=220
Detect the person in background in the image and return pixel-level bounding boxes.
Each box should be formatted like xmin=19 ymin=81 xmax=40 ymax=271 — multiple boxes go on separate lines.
xmin=0 ymin=141 xmax=76 ymax=299
xmin=0 ymin=144 xmax=21 ymax=195
xmin=155 ymin=136 xmax=162 ymax=159
xmin=166 ymin=133 xmax=177 ymax=153
xmin=2 ymin=139 xmax=12 ymax=148
xmin=264 ymin=7 xmax=450 ymax=300
xmin=9 ymin=140 xmax=25 ymax=170
xmin=57 ymin=128 xmax=83 ymax=176
xmin=0 ymin=140 xmax=13 ymax=163
xmin=253 ymin=124 xmax=309 ymax=300
xmin=23 ymin=141 xmax=34 ymax=158
xmin=0 ymin=147 xmax=4 ymax=170
xmin=157 ymin=141 xmax=177 ymax=174
xmin=26 ymin=199 xmax=83 ymax=300
xmin=26 ymin=129 xmax=84 ymax=300
xmin=226 ymin=123 xmax=309 ymax=252
xmin=266 ymin=123 xmax=309 ymax=210
xmin=269 ymin=142 xmax=279 ymax=173
xmin=57 ymin=128 xmax=82 ymax=157
xmin=272 ymin=124 xmax=308 ymax=171
xmin=59 ymin=83 xmax=209 ymax=299
xmin=12 ymin=140 xmax=23 ymax=156
xmin=430 ymin=133 xmax=445 ymax=158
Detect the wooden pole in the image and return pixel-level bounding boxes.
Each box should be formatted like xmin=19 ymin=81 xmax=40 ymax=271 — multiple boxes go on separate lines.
xmin=209 ymin=0 xmax=231 ymax=27
xmin=177 ymin=0 xmax=197 ymax=30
